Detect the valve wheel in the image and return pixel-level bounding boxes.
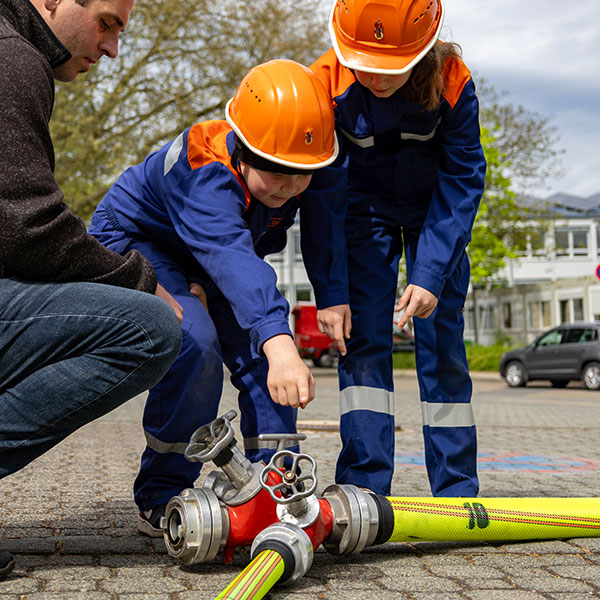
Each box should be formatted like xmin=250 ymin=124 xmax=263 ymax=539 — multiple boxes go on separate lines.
xmin=259 ymin=450 xmax=317 ymax=504
xmin=184 ymin=410 xmax=236 ymax=463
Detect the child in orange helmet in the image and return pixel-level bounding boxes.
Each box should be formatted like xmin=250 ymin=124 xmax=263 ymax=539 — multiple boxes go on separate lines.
xmin=88 ymin=59 xmax=342 ymax=535
xmin=308 ymin=0 xmax=486 ymax=496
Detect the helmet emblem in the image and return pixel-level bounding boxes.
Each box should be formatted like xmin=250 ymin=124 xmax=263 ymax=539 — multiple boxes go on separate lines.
xmin=374 ymin=19 xmax=384 ymax=40
xmin=304 ymin=129 xmax=313 ymax=145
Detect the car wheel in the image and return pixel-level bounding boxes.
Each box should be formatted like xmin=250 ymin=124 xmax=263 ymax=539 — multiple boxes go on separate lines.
xmin=550 ymin=380 xmax=569 ymax=388
xmin=505 ymin=361 xmax=527 ymax=387
xmin=582 ymin=362 xmax=600 ymax=390
xmin=313 ymin=352 xmax=338 ymax=369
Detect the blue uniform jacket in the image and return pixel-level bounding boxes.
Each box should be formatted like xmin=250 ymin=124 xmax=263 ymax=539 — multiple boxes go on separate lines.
xmin=90 ymin=121 xmax=305 ymax=353
xmin=311 ymin=48 xmax=486 ymax=298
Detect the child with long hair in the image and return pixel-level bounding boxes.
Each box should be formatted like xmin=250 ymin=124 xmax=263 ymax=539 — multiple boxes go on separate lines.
xmin=309 ymin=0 xmax=486 ymax=496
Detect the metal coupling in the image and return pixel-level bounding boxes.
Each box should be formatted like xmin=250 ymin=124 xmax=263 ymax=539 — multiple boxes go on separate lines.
xmin=160 ymin=487 xmax=228 ymax=564
xmin=321 ymin=484 xmax=380 ymax=554
xmin=251 ymin=522 xmax=313 ymax=584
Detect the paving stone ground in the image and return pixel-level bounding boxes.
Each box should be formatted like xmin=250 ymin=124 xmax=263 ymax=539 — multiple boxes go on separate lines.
xmin=1 ymin=368 xmax=599 ymax=599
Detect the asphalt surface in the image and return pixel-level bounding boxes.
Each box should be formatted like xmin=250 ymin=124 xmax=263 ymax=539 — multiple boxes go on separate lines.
xmin=1 ymin=367 xmax=600 ymax=599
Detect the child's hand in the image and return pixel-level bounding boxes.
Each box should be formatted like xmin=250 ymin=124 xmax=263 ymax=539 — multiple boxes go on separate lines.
xmin=316 ymin=304 xmax=352 ymax=355
xmin=395 ymin=285 xmax=438 ymax=328
xmin=263 ymin=334 xmax=315 ymax=409
xmin=155 ymin=283 xmax=183 ymax=324
xmin=189 ymin=282 xmax=208 ymax=312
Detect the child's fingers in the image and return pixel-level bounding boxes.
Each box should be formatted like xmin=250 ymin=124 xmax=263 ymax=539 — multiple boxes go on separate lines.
xmin=297 ymin=374 xmax=314 ymax=409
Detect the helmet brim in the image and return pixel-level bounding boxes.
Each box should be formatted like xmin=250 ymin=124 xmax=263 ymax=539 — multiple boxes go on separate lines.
xmin=329 ymin=0 xmax=445 ymax=75
xmin=225 ymin=98 xmax=340 ymax=171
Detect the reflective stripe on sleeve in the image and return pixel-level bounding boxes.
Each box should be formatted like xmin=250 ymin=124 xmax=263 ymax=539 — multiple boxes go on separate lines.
xmin=340 ymin=129 xmax=375 ymax=148
xmin=144 ymin=430 xmax=188 ymax=455
xmin=163 ymin=131 xmax=184 ymax=176
xmin=340 ymin=117 xmax=442 ymax=148
xmin=340 ymin=385 xmax=394 ymax=416
xmin=421 ymin=402 xmax=475 ymax=428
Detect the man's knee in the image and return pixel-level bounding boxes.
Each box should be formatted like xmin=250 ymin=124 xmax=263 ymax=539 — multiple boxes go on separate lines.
xmin=131 ymin=292 xmax=182 ymax=372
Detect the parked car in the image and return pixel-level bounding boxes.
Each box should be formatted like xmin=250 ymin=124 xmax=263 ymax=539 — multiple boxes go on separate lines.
xmin=392 ymin=321 xmax=415 ymax=352
xmin=499 ymin=322 xmax=600 ymax=389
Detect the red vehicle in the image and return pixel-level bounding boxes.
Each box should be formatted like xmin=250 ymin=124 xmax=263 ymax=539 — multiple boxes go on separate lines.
xmin=292 ymin=304 xmax=415 ymax=368
xmin=292 ymin=304 xmax=339 ymax=368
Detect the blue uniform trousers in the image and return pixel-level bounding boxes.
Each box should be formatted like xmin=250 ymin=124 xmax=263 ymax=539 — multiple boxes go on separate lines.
xmin=337 ymin=191 xmax=478 ymax=497
xmin=97 ymin=239 xmax=297 ymax=511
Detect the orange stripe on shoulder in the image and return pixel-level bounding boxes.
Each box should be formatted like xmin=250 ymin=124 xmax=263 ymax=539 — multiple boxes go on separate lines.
xmin=442 ymin=56 xmax=472 ymax=109
xmin=186 ymin=120 xmax=251 ymax=209
xmin=311 ymin=48 xmax=356 ymax=107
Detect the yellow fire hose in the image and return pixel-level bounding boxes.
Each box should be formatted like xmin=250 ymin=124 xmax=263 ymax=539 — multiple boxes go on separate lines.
xmin=215 ymin=549 xmax=285 ymax=600
xmin=213 ymin=496 xmax=600 ymax=598
xmin=386 ymin=497 xmax=600 ymax=542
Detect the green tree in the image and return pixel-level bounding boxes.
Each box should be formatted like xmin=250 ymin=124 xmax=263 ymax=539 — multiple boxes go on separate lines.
xmin=468 ymin=79 xmax=562 ymax=287
xmin=469 ymin=127 xmax=519 ymax=287
xmin=467 ymin=85 xmax=562 ymax=343
xmin=51 ymin=0 xmax=329 ymax=220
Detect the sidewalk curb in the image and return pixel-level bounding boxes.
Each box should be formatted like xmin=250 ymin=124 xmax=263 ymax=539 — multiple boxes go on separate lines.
xmin=394 ymin=368 xmax=501 ymax=381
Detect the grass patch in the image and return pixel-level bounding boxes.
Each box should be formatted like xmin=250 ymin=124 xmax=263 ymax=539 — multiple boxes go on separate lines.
xmin=393 ymin=343 xmax=519 ymax=372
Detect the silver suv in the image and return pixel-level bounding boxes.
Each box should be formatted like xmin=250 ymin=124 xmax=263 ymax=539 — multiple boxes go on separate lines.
xmin=499 ymin=322 xmax=600 ymax=389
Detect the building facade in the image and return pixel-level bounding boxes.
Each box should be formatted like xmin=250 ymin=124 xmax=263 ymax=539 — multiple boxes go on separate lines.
xmin=267 ymin=193 xmax=600 ymax=346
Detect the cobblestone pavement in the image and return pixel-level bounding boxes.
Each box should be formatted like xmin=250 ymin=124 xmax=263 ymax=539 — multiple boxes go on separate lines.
xmin=1 ymin=368 xmax=600 ymax=599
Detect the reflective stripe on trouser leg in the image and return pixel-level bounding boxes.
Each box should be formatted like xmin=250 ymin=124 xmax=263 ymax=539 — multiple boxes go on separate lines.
xmin=337 ymin=197 xmax=402 ymax=495
xmin=410 ymin=250 xmax=479 ymax=497
xmin=134 ymin=300 xmax=223 ymax=509
xmin=336 ymin=385 xmax=395 ymax=495
xmin=128 ymin=242 xmax=225 ymax=510
xmin=207 ymin=286 xmax=299 ymax=466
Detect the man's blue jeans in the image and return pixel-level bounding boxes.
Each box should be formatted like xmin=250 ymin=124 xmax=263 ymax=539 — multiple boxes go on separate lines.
xmin=0 ymin=278 xmax=182 ymax=479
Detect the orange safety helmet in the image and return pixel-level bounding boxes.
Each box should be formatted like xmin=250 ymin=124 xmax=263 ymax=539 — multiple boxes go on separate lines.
xmin=329 ymin=0 xmax=444 ymax=74
xmin=225 ymin=59 xmax=338 ymax=171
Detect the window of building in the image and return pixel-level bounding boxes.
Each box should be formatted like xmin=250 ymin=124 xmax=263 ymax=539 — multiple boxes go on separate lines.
xmin=554 ymin=227 xmax=590 ymax=258
xmin=541 ymin=301 xmax=551 ymax=326
xmin=572 ymin=230 xmax=589 ymax=255
xmin=293 ymin=231 xmax=302 ymax=262
xmin=528 ymin=301 xmax=539 ymax=329
xmin=528 ymin=299 xmax=552 ymax=329
xmin=295 ymin=287 xmax=312 ymax=302
xmin=573 ymin=297 xmax=584 ymax=321
xmin=560 ymin=299 xmax=570 ymax=322
xmin=555 ymin=230 xmax=569 ymax=256
xmin=464 ymin=306 xmax=474 ymax=331
xmin=529 ymin=230 xmax=545 ymax=255
xmin=514 ymin=228 xmax=546 ymax=257
xmin=502 ymin=302 xmax=512 ymax=328
xmin=482 ymin=305 xmax=497 ymax=330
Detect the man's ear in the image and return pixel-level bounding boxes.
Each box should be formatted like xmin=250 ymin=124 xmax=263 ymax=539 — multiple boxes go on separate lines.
xmin=43 ymin=0 xmax=61 ymax=12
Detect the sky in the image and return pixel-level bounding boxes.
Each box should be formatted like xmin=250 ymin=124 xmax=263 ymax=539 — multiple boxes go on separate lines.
xmin=441 ymin=0 xmax=600 ymax=199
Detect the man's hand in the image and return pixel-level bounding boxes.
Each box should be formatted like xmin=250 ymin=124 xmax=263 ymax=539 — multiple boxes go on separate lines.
xmin=316 ymin=304 xmax=352 ymax=355
xmin=155 ymin=283 xmax=183 ymax=324
xmin=189 ymin=282 xmax=208 ymax=312
xmin=262 ymin=334 xmax=315 ymax=409
xmin=395 ymin=285 xmax=438 ymax=328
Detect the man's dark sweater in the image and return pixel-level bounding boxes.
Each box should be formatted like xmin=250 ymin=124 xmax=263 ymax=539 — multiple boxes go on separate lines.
xmin=0 ymin=0 xmax=156 ymax=291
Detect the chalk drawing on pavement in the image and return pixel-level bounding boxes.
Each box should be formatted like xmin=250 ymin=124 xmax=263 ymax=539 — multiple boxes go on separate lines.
xmin=394 ymin=451 xmax=600 ymax=473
